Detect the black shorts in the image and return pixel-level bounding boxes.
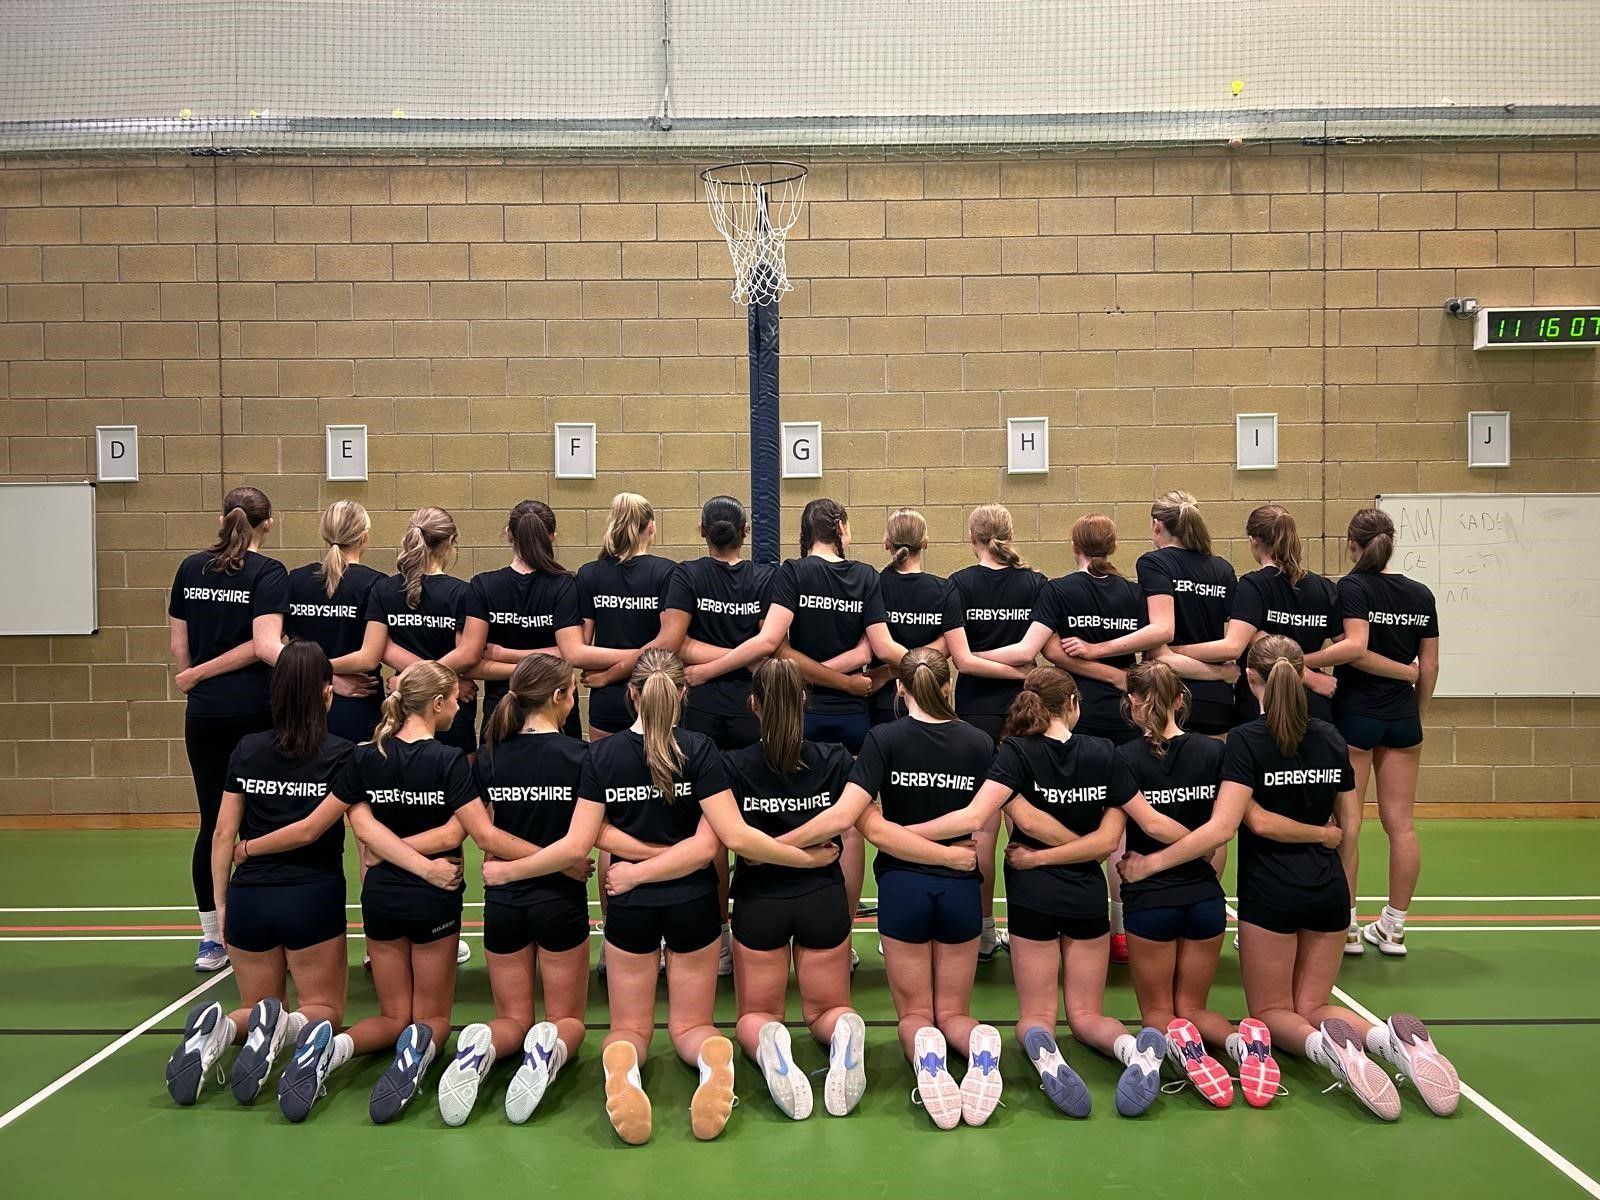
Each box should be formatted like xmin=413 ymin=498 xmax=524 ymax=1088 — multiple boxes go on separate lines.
xmin=362 ymin=876 xmax=463 ymax=945
xmin=1336 ymin=712 xmax=1424 ymax=751
xmin=327 ymin=694 xmax=382 ymax=744
xmin=437 ymin=702 xmax=479 ymax=755
xmin=681 ymin=706 xmax=760 ymax=751
xmin=226 ymin=876 xmax=346 ymax=953
xmin=588 ymin=684 xmax=632 ymax=735
xmin=483 ymin=893 xmax=589 ymax=955
xmin=731 ymin=881 xmax=852 ymax=952
xmin=1237 ymin=883 xmax=1350 ymax=935
xmin=604 ymin=890 xmax=720 ymax=955
xmin=961 ymin=712 xmax=1006 ymax=747
xmin=1123 ymin=895 xmax=1228 ymax=943
xmin=803 ymin=709 xmax=869 ymax=755
xmin=877 ymin=869 xmax=982 ymax=945
xmin=1076 ymin=717 xmax=1142 ymax=746
xmin=1007 ymin=901 xmax=1111 ymax=942
xmin=1185 ymin=697 xmax=1236 ymax=737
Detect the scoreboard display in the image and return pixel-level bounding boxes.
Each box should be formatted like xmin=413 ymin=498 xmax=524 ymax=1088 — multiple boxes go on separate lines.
xmin=1474 ymin=307 xmax=1600 ymax=349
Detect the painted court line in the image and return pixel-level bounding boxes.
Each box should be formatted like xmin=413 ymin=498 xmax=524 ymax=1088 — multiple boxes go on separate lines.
xmin=0 ymin=967 xmax=233 ymax=1133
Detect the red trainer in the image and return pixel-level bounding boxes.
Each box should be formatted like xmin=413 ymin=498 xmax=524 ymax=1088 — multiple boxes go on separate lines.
xmin=1166 ymin=1018 xmax=1233 ymax=1108
xmin=1109 ymin=933 xmax=1129 ymax=965
xmin=1236 ymin=1018 xmax=1280 ymax=1108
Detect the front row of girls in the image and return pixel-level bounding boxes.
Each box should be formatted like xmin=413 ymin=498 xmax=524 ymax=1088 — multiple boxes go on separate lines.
xmin=167 ymin=635 xmax=1458 ymax=1135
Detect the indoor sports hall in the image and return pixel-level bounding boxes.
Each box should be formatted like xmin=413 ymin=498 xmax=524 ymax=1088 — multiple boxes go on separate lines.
xmin=1 ymin=4 xmax=1597 ymax=1198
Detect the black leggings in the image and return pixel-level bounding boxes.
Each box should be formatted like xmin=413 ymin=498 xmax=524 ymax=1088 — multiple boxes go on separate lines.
xmin=184 ymin=709 xmax=273 ymax=911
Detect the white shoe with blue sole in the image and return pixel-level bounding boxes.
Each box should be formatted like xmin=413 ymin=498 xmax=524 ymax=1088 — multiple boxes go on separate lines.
xmin=758 ymin=1020 xmax=812 ymax=1120
xmin=370 ymin=1023 xmax=435 ymax=1124
xmin=1023 ymin=1026 xmax=1091 ymax=1118
xmin=278 ymin=1020 xmax=336 ymax=1124
xmin=1114 ymin=1027 xmax=1167 ymax=1117
xmin=166 ymin=1000 xmax=230 ymax=1106
xmin=228 ymin=997 xmax=288 ymax=1104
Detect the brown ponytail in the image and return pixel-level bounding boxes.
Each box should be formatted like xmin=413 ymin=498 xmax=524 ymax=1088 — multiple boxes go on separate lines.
xmin=1071 ymin=513 xmax=1122 ymax=577
xmin=1249 ymin=635 xmax=1308 ymax=757
xmin=1346 ymin=507 xmax=1395 ymax=575
xmin=630 ymin=648 xmax=687 ymax=801
xmin=1122 ymin=660 xmax=1188 ymax=759
xmin=752 ymin=657 xmax=806 ymax=776
xmin=1151 ymin=490 xmax=1212 ymax=555
xmin=207 ymin=486 xmax=271 ymax=575
xmin=599 ymin=493 xmax=654 ymax=561
xmin=897 ymin=646 xmax=957 ymax=722
xmin=968 ymin=503 xmax=1029 ymax=569
xmin=1246 ymin=504 xmax=1305 ymax=586
xmin=884 ymin=507 xmax=928 ymax=570
xmin=1001 ymin=666 xmax=1078 ymax=740
xmin=372 ymin=660 xmax=457 ymax=757
xmin=397 ymin=506 xmax=458 ymax=609
xmin=799 ymin=497 xmax=848 ymax=557
xmin=318 ymin=499 xmax=370 ymax=598
xmin=483 ymin=653 xmax=574 ymax=747
xmin=271 ymin=639 xmax=331 ymax=762
xmin=508 ymin=499 xmax=569 ymax=577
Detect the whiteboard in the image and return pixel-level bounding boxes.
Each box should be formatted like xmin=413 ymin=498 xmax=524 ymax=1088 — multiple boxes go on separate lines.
xmin=0 ymin=482 xmax=98 ymax=635
xmin=1376 ymin=493 xmax=1600 ymax=697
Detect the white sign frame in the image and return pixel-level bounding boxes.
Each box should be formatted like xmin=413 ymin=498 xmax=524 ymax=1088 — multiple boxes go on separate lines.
xmin=325 ymin=424 xmax=368 ymax=482
xmin=1467 ymin=411 xmax=1511 ymax=469
xmin=554 ymin=422 xmax=597 ymax=480
xmin=1006 ymin=417 xmax=1050 ymax=475
xmin=781 ymin=421 xmax=823 ymax=479
xmin=1235 ymin=413 xmax=1279 ymax=472
xmin=95 ymin=425 xmax=139 ymax=482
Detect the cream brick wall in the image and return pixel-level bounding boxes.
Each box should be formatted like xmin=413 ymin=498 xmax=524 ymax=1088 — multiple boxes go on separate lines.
xmin=2 ymin=145 xmax=1598 ymax=815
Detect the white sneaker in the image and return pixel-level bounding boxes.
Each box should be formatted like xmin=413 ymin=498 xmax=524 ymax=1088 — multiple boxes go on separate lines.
xmin=456 ymin=938 xmax=471 ymax=965
xmin=1320 ymin=1019 xmax=1400 ymax=1121
xmin=717 ymin=925 xmax=734 ymax=977
xmin=691 ymin=1035 xmax=736 ymax=1140
xmin=912 ymin=1027 xmax=962 ymax=1130
xmin=193 ymin=939 xmax=229 ymax=973
xmin=228 ymin=996 xmax=289 ymax=1104
xmin=1344 ymin=925 xmax=1366 ymax=957
xmin=757 ymin=1020 xmax=813 ymax=1120
xmin=437 ymin=1022 xmax=494 ymax=1127
xmin=850 ymin=947 xmax=860 ymax=973
xmin=1374 ymin=1015 xmax=1459 ymax=1116
xmin=1361 ymin=920 xmax=1407 ymax=957
xmin=506 ymin=1022 xmax=561 ymax=1124
xmin=658 ymin=941 xmax=667 ymax=974
xmin=165 ymin=1000 xmax=231 ymax=1105
xmin=960 ymin=1024 xmax=1004 ymax=1125
xmin=603 ymin=1040 xmax=652 ymax=1145
xmin=824 ymin=1012 xmax=867 ymax=1117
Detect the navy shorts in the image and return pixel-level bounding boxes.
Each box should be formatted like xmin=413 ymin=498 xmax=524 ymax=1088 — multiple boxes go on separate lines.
xmin=731 ymin=882 xmax=852 ymax=952
xmin=605 ymin=890 xmax=721 ymax=955
xmin=226 ymin=876 xmax=346 ymax=953
xmin=483 ymin=893 xmax=589 ymax=955
xmin=804 ymin=710 xmax=869 ymax=756
xmin=681 ymin=706 xmax=760 ymax=752
xmin=1007 ymin=901 xmax=1110 ymax=943
xmin=1336 ymin=712 xmax=1424 ymax=751
xmin=1123 ymin=895 xmax=1228 ymax=943
xmin=877 ymin=870 xmax=982 ymax=945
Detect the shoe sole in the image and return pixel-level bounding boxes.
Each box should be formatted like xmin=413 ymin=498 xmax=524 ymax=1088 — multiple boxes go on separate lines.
xmin=913 ymin=1028 xmax=962 ymax=1130
xmin=1167 ymin=1019 xmax=1233 ymax=1109
xmin=456 ymin=940 xmax=471 ymax=965
xmin=691 ymin=1036 xmax=737 ymax=1140
xmin=1389 ymin=1015 xmax=1460 ymax=1116
xmin=506 ymin=1024 xmax=557 ymax=1125
xmin=603 ymin=1041 xmax=652 ymax=1145
xmin=437 ymin=1061 xmax=482 ymax=1127
xmin=1115 ymin=1029 xmax=1168 ymax=1117
xmin=1236 ymin=1019 xmax=1280 ymax=1108
xmin=165 ymin=1002 xmax=222 ymax=1106
xmin=1323 ymin=1019 xmax=1400 ymax=1121
xmin=228 ymin=997 xmax=286 ymax=1105
xmin=1361 ymin=923 xmax=1408 ymax=957
xmin=1023 ymin=1028 xmax=1091 ymax=1118
xmin=960 ymin=1025 xmax=1003 ymax=1126
xmin=824 ymin=1012 xmax=867 ymax=1117
xmin=370 ymin=1025 xmax=433 ymax=1125
xmin=277 ymin=1024 xmax=332 ymax=1124
xmin=758 ymin=1023 xmax=812 ymax=1121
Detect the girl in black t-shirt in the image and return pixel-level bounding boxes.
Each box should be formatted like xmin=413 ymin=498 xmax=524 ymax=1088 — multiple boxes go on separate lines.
xmin=1212 ymin=637 xmax=1458 ymax=1121
xmin=286 ymin=499 xmax=385 ymax=743
xmin=719 ymin=659 xmax=865 ymax=1120
xmin=168 ymin=485 xmax=289 ymax=973
xmin=848 ymin=649 xmax=998 ymax=1131
xmin=163 ymin=641 xmax=352 ymax=1108
xmin=1315 ymin=509 xmax=1440 ymax=960
xmin=867 ymin=508 xmax=953 ymax=727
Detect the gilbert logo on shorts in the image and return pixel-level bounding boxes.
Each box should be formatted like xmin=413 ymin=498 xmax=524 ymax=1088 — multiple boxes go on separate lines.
xmin=388 ymin=612 xmax=456 ymax=629
xmin=1143 ymin=784 xmax=1217 ymax=806
xmin=486 ymin=786 xmax=572 ymax=804
xmin=743 ymin=792 xmax=833 ymax=814
xmin=798 ymin=595 xmax=862 ymax=613
xmin=1367 ymin=610 xmax=1430 ymax=627
xmin=1262 ymin=769 xmax=1344 ymax=786
xmin=366 ymin=788 xmax=447 ymax=805
xmin=606 ymin=781 xmax=694 ymax=803
xmin=489 ymin=611 xmax=555 ymax=628
xmin=184 ymin=586 xmax=251 ymax=603
xmin=1037 ymin=785 xmax=1107 ymax=805
xmin=592 ymin=595 xmax=659 ymax=610
xmin=889 ymin=770 xmax=976 ymax=791
xmin=290 ymin=602 xmax=360 ymax=619
xmin=1174 ymin=580 xmax=1229 ymax=598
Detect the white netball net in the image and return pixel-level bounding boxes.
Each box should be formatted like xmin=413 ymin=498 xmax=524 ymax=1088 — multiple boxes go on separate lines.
xmin=702 ymin=161 xmax=807 ymax=306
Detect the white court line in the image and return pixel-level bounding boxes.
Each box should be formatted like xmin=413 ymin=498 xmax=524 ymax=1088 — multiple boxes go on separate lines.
xmin=0 ymin=967 xmax=233 ymax=1132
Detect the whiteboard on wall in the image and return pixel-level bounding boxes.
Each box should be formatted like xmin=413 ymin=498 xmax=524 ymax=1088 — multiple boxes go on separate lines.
xmin=0 ymin=482 xmax=98 ymax=636
xmin=1376 ymin=493 xmax=1600 ymax=697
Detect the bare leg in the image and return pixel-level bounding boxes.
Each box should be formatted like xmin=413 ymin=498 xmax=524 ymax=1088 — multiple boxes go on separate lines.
xmin=408 ymin=935 xmax=459 ymax=1050
xmin=485 ymin=946 xmax=536 ymax=1059
xmin=1172 ymin=935 xmax=1232 ymax=1049
xmin=1345 ymin=745 xmax=1375 ymax=902
xmin=285 ymin=934 xmax=349 ymax=1026
xmin=1373 ymin=745 xmax=1423 ymax=910
xmin=842 ymin=828 xmax=866 ymax=917
xmin=664 ymin=941 xmax=721 ymax=1066
xmin=795 ymin=939 xmax=855 ymax=1044
xmin=345 ymin=937 xmax=416 ymax=1054
xmin=732 ymin=941 xmax=791 ymax=1060
xmin=1125 ymin=934 xmax=1178 ymax=1032
xmin=1292 ymin=929 xmax=1372 ymax=1036
xmin=603 ymin=943 xmax=659 ymax=1062
xmin=1009 ymin=934 xmax=1062 ymax=1047
xmin=1060 ymin=935 xmax=1125 ymax=1058
xmin=537 ymin=942 xmax=591 ymax=1060
xmin=882 ymin=936 xmax=936 ymax=1059
xmin=1238 ymin=922 xmax=1314 ymax=1056
xmin=224 ymin=945 xmax=287 ymax=1036
xmin=931 ymin=937 xmax=980 ymax=1052
xmin=975 ymin=812 xmax=999 ymax=924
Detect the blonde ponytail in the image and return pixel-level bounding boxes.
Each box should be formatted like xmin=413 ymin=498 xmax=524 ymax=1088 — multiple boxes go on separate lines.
xmin=1249 ymin=635 xmax=1308 ymax=757
xmin=397 ymin=506 xmax=458 ymax=609
xmin=968 ymin=503 xmax=1028 ymax=569
xmin=1152 ymin=490 xmax=1212 ymax=555
xmin=318 ymin=499 xmax=371 ymax=598
xmin=884 ymin=507 xmax=928 ymax=570
xmin=1122 ymin=660 xmax=1188 ymax=760
xmin=372 ymin=660 xmax=457 ymax=757
xmin=600 ymin=493 xmax=654 ymax=561
xmin=630 ymin=648 xmax=687 ymax=801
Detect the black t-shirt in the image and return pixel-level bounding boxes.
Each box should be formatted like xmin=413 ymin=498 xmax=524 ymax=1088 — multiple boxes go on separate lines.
xmin=225 ymin=731 xmax=353 ymax=886
xmin=987 ymin=733 xmax=1134 ymax=916
xmin=1224 ymin=717 xmax=1353 ymax=909
xmin=1334 ymin=572 xmax=1439 ymax=720
xmin=872 ymin=568 xmax=957 ymax=721
xmin=722 ymin=740 xmax=854 ymax=899
xmin=770 ymin=556 xmax=887 ymax=715
xmin=1112 ymin=733 xmax=1227 ymax=910
xmin=168 ymin=550 xmax=290 ymax=717
xmin=849 ymin=716 xmax=994 ymax=881
xmin=946 ymin=564 xmax=1049 ymax=718
xmin=1231 ymin=566 xmax=1339 ymax=722
xmin=286 ymin=561 xmax=385 ymax=684
xmin=364 ymin=572 xmax=483 ymax=663
xmin=471 ymin=565 xmax=581 ymax=718
xmin=473 ymin=731 xmax=589 ymax=905
xmin=576 ymin=727 xmax=728 ymax=906
xmin=665 ymin=557 xmax=775 ymax=717
xmin=576 ymin=555 xmax=677 ymax=722
xmin=333 ymin=738 xmax=478 ymax=892
xmin=1136 ymin=547 xmax=1237 ymax=708
xmin=1032 ymin=571 xmax=1147 ymax=731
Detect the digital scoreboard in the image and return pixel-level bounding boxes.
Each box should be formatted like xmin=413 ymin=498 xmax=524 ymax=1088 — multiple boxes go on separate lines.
xmin=1474 ymin=306 xmax=1600 ymax=350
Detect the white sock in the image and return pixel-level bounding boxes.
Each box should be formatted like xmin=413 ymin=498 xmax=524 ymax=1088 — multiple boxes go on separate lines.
xmin=698 ymin=1050 xmax=714 ymax=1085
xmin=1349 ymin=905 xmax=1359 ymax=931
xmin=285 ymin=1011 xmax=308 ymax=1043
xmin=1365 ymin=1023 xmax=1394 ymax=1060
xmin=720 ymin=921 xmax=732 ymax=941
xmin=330 ymin=1032 xmax=355 ymax=1071
xmin=1110 ymin=901 xmax=1125 ymax=937
xmin=982 ymin=915 xmax=996 ymax=934
xmin=221 ymin=1015 xmax=239 ymax=1045
xmin=198 ymin=910 xmax=221 ymax=942
xmin=1113 ymin=1032 xmax=1136 ymax=1066
xmin=1303 ymin=1030 xmax=1330 ymax=1068
xmin=549 ymin=1037 xmax=568 ymax=1079
xmin=1225 ymin=1032 xmax=1245 ymax=1064
xmin=1381 ymin=905 xmax=1408 ymax=934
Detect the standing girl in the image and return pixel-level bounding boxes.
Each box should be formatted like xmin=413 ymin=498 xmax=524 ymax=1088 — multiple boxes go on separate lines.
xmin=164 ymin=641 xmax=353 ymax=1107
xmin=286 ymin=499 xmax=386 ymax=743
xmin=169 ymin=485 xmax=288 ymax=972
xmin=869 ymin=508 xmax=953 ymax=727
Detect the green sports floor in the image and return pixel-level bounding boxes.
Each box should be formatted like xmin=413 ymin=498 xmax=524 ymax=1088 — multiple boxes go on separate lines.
xmin=1 ymin=823 xmax=1596 ymax=1200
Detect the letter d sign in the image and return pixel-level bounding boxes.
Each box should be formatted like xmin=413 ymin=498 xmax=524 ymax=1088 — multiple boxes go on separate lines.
xmin=96 ymin=426 xmax=139 ymax=482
